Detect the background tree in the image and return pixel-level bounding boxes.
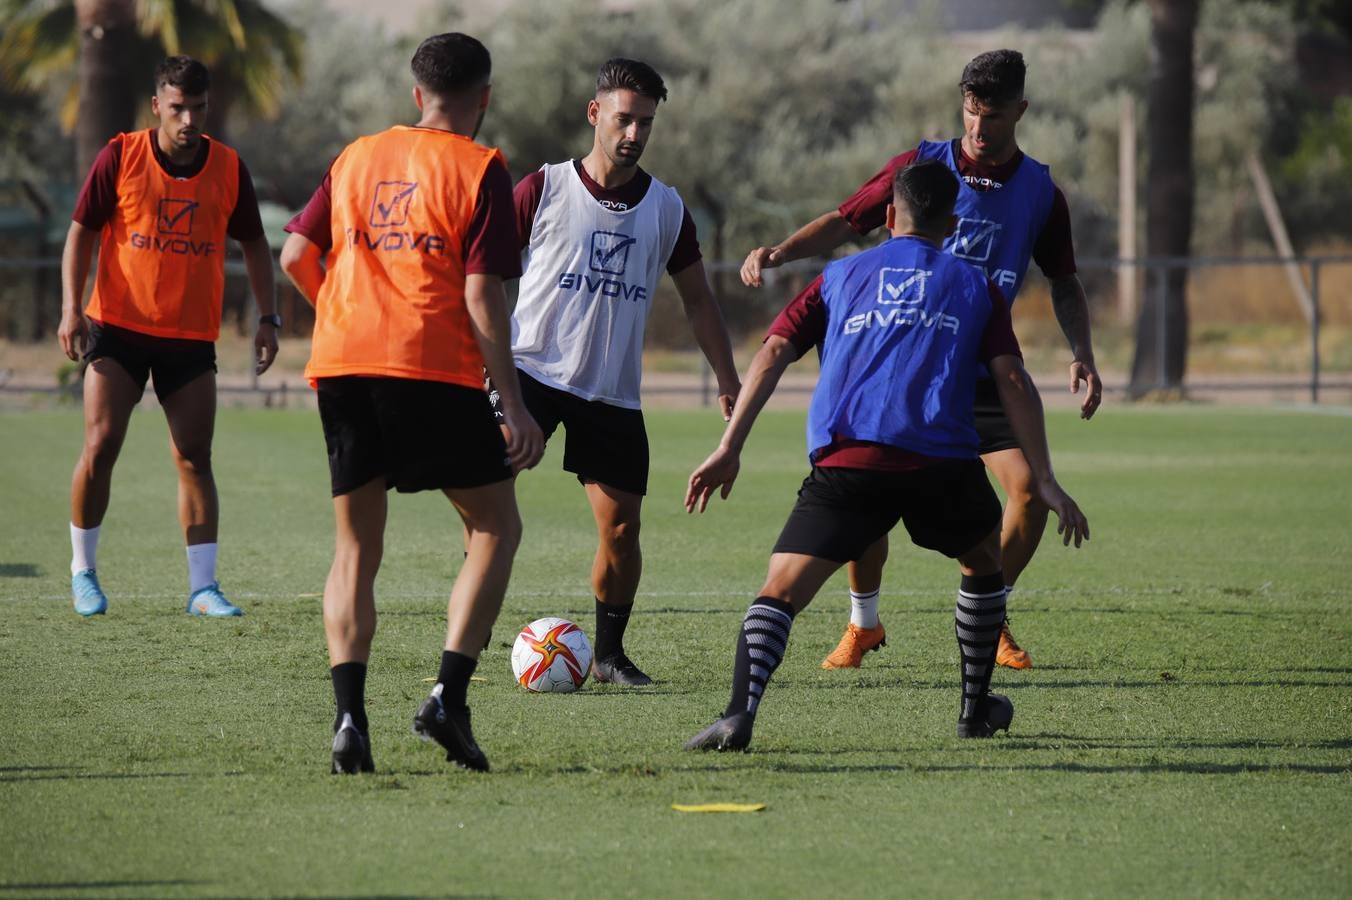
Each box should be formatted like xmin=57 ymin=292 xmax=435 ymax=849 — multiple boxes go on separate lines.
xmin=1129 ymin=0 xmax=1200 ymax=397
xmin=0 ymin=0 xmax=302 ymax=177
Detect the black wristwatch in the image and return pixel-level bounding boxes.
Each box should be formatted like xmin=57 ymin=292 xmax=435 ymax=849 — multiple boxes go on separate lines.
xmin=259 ymin=314 xmax=282 ymax=328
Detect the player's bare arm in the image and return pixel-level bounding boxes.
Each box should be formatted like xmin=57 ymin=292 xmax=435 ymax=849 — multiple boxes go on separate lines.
xmin=58 ymin=221 xmax=101 ymax=360
xmin=1048 ymin=273 xmax=1102 ymax=420
xmin=670 ymin=259 xmax=741 ymax=420
xmin=740 ymin=211 xmax=859 ymax=288
xmin=988 ymin=354 xmax=1089 ymax=546
xmin=240 ymin=235 xmax=279 ymax=375
xmin=686 ymin=335 xmax=798 ymax=514
xmin=464 ymin=273 xmax=543 ymax=473
xmin=279 ymin=233 xmax=326 ymax=307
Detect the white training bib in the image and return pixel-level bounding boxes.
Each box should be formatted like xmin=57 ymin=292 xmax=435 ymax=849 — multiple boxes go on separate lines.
xmin=512 ymin=161 xmax=685 ymax=409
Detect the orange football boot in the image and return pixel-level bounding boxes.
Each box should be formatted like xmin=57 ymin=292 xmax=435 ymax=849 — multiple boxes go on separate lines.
xmin=995 ymin=618 xmax=1032 ymax=669
xmin=821 ymin=621 xmax=887 ymax=669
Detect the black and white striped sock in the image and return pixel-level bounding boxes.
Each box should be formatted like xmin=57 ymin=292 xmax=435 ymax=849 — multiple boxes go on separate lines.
xmin=726 ymin=597 xmax=795 ymax=718
xmin=955 ymin=573 xmax=1007 ymax=722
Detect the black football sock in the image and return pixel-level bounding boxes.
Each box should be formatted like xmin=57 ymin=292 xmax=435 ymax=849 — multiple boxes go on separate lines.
xmin=436 ymin=650 xmax=478 ymax=711
xmin=330 ymin=662 xmax=368 ymax=734
xmin=593 ymin=598 xmax=634 ymax=661
xmin=725 ymin=597 xmax=795 ymax=719
xmin=955 ymin=572 xmax=1007 ymax=722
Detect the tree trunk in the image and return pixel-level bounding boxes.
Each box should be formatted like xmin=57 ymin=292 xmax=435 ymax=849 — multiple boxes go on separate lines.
xmin=1129 ymin=0 xmax=1199 ymax=398
xmin=74 ymin=0 xmax=140 ymax=178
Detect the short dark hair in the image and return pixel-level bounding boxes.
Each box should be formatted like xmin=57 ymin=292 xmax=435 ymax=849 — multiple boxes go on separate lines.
xmin=154 ymin=56 xmax=210 ymax=95
xmin=411 ymin=32 xmax=492 ymax=97
xmin=959 ymin=49 xmax=1026 ymax=105
xmin=892 ymin=161 xmax=959 ymax=229
xmin=596 ymin=58 xmax=668 ymax=103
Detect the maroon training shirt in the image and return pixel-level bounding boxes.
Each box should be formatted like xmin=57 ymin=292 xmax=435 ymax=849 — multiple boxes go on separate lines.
xmin=837 ymin=140 xmax=1077 ymax=280
xmin=767 ymin=269 xmax=1022 ymax=471
xmin=73 ymin=129 xmax=264 ymax=243
xmin=285 ymin=137 xmax=520 ymax=280
xmin=514 ymin=160 xmax=702 ymax=276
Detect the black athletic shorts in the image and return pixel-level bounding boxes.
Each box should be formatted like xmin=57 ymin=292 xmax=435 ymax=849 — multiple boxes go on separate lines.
xmin=772 ymin=461 xmax=1002 ymax=563
xmin=973 ymin=375 xmax=1019 ymax=454
xmin=489 ymin=369 xmax=648 ymax=496
xmin=316 ymin=376 xmax=511 ymax=497
xmin=84 ymin=319 xmax=216 ymax=402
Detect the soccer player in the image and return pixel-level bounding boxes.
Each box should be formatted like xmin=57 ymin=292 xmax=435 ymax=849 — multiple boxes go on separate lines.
xmin=58 ymin=56 xmax=279 ymax=619
xmin=280 ymin=33 xmax=544 ymax=774
xmin=504 ymin=58 xmax=741 ymax=686
xmin=741 ymin=49 xmax=1102 ymax=671
xmin=684 ymin=161 xmax=1089 ymax=752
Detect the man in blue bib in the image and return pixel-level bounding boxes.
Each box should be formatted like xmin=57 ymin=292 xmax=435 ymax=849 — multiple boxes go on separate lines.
xmin=684 ymin=161 xmax=1089 ymax=751
xmin=741 ymin=49 xmax=1102 ymax=673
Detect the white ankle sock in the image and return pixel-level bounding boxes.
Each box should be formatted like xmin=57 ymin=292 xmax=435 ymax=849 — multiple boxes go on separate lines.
xmin=71 ymin=524 xmax=100 ymax=575
xmin=186 ymin=543 xmax=218 ymax=593
xmin=849 ymin=588 xmax=880 ymax=628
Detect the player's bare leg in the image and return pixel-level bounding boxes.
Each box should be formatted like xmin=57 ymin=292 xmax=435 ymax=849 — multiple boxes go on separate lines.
xmin=981 ymin=446 xmax=1048 ymax=669
xmin=583 ymin=480 xmax=651 ymax=685
xmin=324 ymin=477 xmax=386 ymax=667
xmin=163 ymin=371 xmax=237 ymax=616
xmin=412 ymin=479 xmax=523 ymax=773
xmin=444 ymin=480 xmax=522 ymax=657
xmin=823 ymin=538 xmax=889 ymax=669
xmin=68 ymin=358 xmax=139 ymax=615
xmin=162 ymin=372 xmax=219 ymax=546
xmin=687 ymin=552 xmax=841 ymax=751
xmin=71 ymin=358 xmax=140 ymax=530
xmin=324 ymin=476 xmax=386 ymax=773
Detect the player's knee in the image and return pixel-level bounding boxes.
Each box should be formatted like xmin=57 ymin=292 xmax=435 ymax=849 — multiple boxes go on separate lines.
xmin=82 ymin=430 xmax=122 ymax=474
xmin=173 ymin=443 xmax=213 ymax=477
xmin=601 ymin=517 xmax=641 ymax=558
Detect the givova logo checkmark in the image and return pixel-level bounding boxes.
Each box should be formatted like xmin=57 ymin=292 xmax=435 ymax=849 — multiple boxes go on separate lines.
xmin=156 ymin=199 xmax=199 ymax=235
xmin=876 ymin=267 xmax=932 ymax=306
xmin=951 ymin=217 xmax=1002 ymax=262
xmin=369 ymin=181 xmax=418 ymax=227
xmin=589 ymin=231 xmax=637 ymax=275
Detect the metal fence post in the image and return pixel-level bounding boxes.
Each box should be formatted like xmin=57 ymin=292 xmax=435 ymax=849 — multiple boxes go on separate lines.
xmin=1311 ymin=259 xmax=1321 ymax=405
xmin=1154 ymin=263 xmax=1168 ymax=391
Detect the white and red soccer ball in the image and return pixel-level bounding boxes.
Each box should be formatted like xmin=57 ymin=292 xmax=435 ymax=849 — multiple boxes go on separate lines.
xmin=511 ymin=617 xmax=592 ymax=693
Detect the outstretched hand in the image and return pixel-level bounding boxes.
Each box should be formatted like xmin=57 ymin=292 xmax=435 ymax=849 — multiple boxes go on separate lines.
xmin=685 ymin=446 xmax=741 ymax=513
xmin=1036 ymin=477 xmax=1090 ymax=547
xmin=740 ymin=246 xmax=783 ymax=288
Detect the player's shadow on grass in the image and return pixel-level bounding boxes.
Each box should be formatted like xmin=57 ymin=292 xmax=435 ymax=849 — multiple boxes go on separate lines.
xmin=685 ymin=759 xmax=1350 ymax=776
xmin=1017 ymin=734 xmax=1352 ymax=751
xmin=0 ymin=769 xmax=244 ymax=784
xmin=0 ymin=880 xmax=208 ymax=893
xmin=0 ymin=563 xmax=39 ymax=577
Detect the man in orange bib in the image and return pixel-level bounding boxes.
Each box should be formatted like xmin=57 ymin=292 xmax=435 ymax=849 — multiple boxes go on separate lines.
xmin=281 ymin=32 xmax=544 ymax=775
xmin=58 ymin=56 xmax=279 ymax=619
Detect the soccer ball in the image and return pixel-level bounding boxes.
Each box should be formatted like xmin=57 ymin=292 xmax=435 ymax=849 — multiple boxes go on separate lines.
xmin=511 ymin=617 xmax=592 ymax=693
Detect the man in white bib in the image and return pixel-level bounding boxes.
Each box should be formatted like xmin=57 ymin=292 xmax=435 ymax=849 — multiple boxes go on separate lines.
xmin=501 ymin=57 xmax=740 ymax=685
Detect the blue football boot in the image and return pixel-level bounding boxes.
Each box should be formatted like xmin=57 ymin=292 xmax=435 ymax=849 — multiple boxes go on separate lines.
xmin=186 ymin=582 xmax=243 ymax=617
xmin=72 ymin=569 xmax=108 ymax=616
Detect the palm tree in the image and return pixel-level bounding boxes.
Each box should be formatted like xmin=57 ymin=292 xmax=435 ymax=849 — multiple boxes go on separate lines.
xmin=0 ymin=0 xmax=303 ymax=176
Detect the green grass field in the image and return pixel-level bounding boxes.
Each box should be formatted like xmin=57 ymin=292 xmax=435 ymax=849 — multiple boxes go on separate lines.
xmin=2 ymin=404 xmax=1350 ymax=898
